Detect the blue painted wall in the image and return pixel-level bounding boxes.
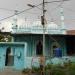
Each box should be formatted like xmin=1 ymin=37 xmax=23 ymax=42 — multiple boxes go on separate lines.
xmin=0 ymin=34 xmax=72 ymax=69
xmin=0 ymin=46 xmax=6 ymax=69
xmin=0 ymin=43 xmax=25 ymax=70
xmin=0 ymin=34 xmax=68 ymax=69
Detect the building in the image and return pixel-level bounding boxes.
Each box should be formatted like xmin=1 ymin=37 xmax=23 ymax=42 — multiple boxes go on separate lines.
xmin=0 ymin=7 xmax=75 ymax=70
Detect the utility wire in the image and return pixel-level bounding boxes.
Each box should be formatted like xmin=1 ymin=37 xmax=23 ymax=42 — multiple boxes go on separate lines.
xmin=0 ymin=4 xmax=73 ymax=22
xmin=0 ymin=0 xmax=71 ymax=22
xmin=0 ymin=0 xmax=63 ymax=21
xmin=46 ymin=2 xmax=63 ymax=20
xmin=0 ymin=3 xmax=43 ymax=21
xmin=0 ymin=7 xmax=34 ymax=21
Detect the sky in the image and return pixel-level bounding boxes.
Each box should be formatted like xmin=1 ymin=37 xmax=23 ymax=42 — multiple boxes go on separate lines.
xmin=0 ymin=0 xmax=75 ymax=32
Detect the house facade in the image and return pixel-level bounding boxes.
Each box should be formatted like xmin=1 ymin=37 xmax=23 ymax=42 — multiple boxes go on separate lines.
xmin=0 ymin=6 xmax=75 ymax=70
xmin=0 ymin=21 xmax=75 ymax=70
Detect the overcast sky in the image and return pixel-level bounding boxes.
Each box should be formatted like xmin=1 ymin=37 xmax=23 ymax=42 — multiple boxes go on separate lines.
xmin=0 ymin=0 xmax=75 ymax=31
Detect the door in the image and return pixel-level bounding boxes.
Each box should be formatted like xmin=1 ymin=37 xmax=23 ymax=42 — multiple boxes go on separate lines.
xmin=36 ymin=41 xmax=43 ymax=56
xmin=14 ymin=46 xmax=24 ymax=69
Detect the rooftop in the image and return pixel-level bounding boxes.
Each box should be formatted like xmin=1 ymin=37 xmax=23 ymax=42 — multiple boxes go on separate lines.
xmin=12 ymin=21 xmax=66 ymax=34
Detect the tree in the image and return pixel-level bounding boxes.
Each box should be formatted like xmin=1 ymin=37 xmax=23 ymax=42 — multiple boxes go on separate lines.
xmin=0 ymin=34 xmax=12 ymax=42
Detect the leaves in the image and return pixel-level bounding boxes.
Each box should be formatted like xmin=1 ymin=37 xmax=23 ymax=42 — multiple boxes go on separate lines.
xmin=0 ymin=34 xmax=12 ymax=42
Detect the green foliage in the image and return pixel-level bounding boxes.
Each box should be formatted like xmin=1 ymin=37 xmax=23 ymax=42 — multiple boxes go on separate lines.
xmin=45 ymin=64 xmax=52 ymax=71
xmin=32 ymin=66 xmax=40 ymax=73
xmin=0 ymin=34 xmax=12 ymax=42
xmin=52 ymin=69 xmax=65 ymax=75
xmin=22 ymin=68 xmax=31 ymax=74
xmin=67 ymin=63 xmax=75 ymax=75
xmin=22 ymin=63 xmax=75 ymax=75
xmin=45 ymin=63 xmax=75 ymax=75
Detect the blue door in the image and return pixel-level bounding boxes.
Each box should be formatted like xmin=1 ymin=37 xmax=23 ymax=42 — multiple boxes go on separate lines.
xmin=14 ymin=45 xmax=24 ymax=70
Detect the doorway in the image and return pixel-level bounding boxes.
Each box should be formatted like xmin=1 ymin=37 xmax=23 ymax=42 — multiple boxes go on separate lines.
xmin=36 ymin=41 xmax=43 ymax=56
xmin=66 ymin=36 xmax=75 ymax=56
xmin=5 ymin=47 xmax=14 ymax=66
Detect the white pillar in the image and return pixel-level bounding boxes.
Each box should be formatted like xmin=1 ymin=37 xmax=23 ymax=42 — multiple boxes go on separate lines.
xmin=60 ymin=6 xmax=66 ymax=34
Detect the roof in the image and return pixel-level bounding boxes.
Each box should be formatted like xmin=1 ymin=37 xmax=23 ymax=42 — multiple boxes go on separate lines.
xmin=67 ymin=30 xmax=75 ymax=35
xmin=1 ymin=29 xmax=75 ymax=36
xmin=12 ymin=21 xmax=66 ymax=34
xmin=0 ymin=32 xmax=11 ymax=35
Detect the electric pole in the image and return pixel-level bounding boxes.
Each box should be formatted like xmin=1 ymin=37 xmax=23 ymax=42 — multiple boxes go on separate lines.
xmin=42 ymin=0 xmax=45 ymax=56
xmin=42 ymin=0 xmax=46 ymax=75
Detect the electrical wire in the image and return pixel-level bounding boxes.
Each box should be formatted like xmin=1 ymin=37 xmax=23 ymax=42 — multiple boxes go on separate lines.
xmin=0 ymin=0 xmax=69 ymax=48
xmin=0 ymin=0 xmax=64 ymax=21
xmin=46 ymin=2 xmax=75 ymax=22
xmin=0 ymin=7 xmax=35 ymax=21
xmin=45 ymin=2 xmax=64 ymax=48
xmin=48 ymin=35 xmax=61 ymax=47
xmin=46 ymin=2 xmax=62 ymax=21
xmin=0 ymin=3 xmax=44 ymax=21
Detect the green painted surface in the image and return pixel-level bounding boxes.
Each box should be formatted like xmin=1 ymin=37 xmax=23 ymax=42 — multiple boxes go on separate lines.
xmin=14 ymin=35 xmax=66 ymax=57
xmin=0 ymin=34 xmax=75 ymax=69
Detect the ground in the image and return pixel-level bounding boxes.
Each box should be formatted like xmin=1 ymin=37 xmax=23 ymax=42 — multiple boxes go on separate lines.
xmin=0 ymin=68 xmax=23 ymax=75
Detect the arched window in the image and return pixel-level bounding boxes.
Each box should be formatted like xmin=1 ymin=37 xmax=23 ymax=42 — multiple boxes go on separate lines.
xmin=36 ymin=41 xmax=43 ymax=56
